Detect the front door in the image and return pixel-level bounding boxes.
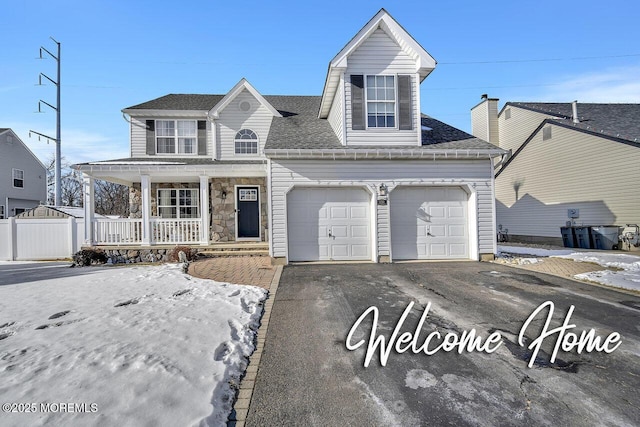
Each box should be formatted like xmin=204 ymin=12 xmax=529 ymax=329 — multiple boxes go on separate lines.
xmin=236 ymin=186 xmax=260 ymax=239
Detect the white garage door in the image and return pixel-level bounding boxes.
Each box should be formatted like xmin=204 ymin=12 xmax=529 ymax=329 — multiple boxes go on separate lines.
xmin=390 ymin=187 xmax=469 ymax=260
xmin=287 ymin=187 xmax=371 ymax=262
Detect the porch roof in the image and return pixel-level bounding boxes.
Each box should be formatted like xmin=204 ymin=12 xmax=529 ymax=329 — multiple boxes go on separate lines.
xmin=74 ymin=158 xmax=267 ymax=185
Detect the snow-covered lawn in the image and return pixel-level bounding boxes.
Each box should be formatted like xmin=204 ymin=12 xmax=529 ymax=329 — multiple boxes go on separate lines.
xmin=498 ymin=245 xmax=640 ymax=292
xmin=0 ymin=263 xmax=266 ymax=427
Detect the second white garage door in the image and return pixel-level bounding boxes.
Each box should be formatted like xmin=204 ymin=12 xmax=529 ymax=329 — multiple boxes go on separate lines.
xmin=390 ymin=186 xmax=469 ymax=260
xmin=287 ymin=187 xmax=371 ymax=262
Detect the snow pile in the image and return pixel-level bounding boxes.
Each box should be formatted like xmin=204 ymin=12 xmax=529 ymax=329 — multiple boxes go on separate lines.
xmin=498 ymin=245 xmax=640 ymax=292
xmin=0 ymin=263 xmax=267 ymax=427
xmin=497 ymin=245 xmax=573 ymax=257
xmin=558 ymin=253 xmax=640 ymax=291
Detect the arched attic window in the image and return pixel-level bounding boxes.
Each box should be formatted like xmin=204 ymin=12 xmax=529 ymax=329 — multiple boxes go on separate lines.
xmin=234 ymin=129 xmax=258 ymax=155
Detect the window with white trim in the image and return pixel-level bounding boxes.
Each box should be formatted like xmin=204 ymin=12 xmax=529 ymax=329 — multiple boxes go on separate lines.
xmin=0 ymin=205 xmax=4 ymax=219
xmin=234 ymin=129 xmax=258 ymax=155
xmin=366 ymin=75 xmax=396 ymax=128
xmin=157 ymin=189 xmax=199 ymax=218
xmin=156 ymin=120 xmax=197 ymax=154
xmin=12 ymin=169 xmax=24 ymax=188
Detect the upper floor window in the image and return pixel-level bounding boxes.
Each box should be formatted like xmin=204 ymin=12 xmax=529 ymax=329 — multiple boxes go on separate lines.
xmin=366 ymin=75 xmax=396 ymax=128
xmin=12 ymin=169 xmax=24 ymax=188
xmin=234 ymin=129 xmax=258 ymax=155
xmin=0 ymin=205 xmax=4 ymax=219
xmin=156 ymin=120 xmax=197 ymax=154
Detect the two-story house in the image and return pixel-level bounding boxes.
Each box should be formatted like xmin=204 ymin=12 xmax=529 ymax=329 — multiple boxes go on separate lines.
xmin=0 ymin=128 xmax=47 ymax=218
xmin=471 ymin=96 xmax=640 ymax=244
xmin=75 ymin=9 xmax=505 ymax=264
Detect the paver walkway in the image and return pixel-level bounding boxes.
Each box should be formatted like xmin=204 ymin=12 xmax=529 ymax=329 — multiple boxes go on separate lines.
xmin=188 ymin=256 xmax=276 ymax=289
xmin=494 ymin=256 xmax=618 ymax=280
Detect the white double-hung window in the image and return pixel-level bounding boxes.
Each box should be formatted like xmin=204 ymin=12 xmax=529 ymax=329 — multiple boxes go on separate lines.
xmin=12 ymin=169 xmax=24 ymax=188
xmin=156 ymin=120 xmax=197 ymax=154
xmin=157 ymin=189 xmax=199 ymax=218
xmin=366 ymin=75 xmax=396 ymax=128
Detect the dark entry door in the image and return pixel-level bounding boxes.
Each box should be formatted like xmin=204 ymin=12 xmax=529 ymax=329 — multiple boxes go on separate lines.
xmin=237 ymin=186 xmax=260 ymax=239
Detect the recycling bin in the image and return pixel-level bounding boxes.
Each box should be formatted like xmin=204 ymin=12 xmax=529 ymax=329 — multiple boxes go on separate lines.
xmin=590 ymin=226 xmax=622 ymax=250
xmin=560 ymin=226 xmax=577 ymax=248
xmin=574 ymin=226 xmax=593 ymax=249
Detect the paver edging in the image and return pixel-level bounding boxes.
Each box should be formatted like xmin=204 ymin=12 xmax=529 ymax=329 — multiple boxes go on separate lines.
xmin=228 ymin=265 xmax=283 ymax=424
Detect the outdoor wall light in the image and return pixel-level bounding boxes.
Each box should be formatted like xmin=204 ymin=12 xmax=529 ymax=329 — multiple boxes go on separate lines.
xmin=379 ymin=183 xmax=388 ymax=196
xmin=221 ymin=191 xmax=227 ymax=200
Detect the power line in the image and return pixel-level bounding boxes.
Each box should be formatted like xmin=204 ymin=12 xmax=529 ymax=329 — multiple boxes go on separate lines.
xmin=440 ymin=53 xmax=640 ymax=65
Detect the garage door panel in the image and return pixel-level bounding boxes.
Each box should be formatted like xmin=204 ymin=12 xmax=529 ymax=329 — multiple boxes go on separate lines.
xmin=287 ymin=188 xmax=371 ymax=262
xmin=351 ymin=225 xmax=369 ymax=238
xmin=391 ymin=186 xmax=469 ymax=260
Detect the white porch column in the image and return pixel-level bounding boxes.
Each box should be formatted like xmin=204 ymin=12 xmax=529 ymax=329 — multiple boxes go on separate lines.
xmin=141 ymin=175 xmax=152 ymax=245
xmin=199 ymin=175 xmax=210 ymax=245
xmin=82 ymin=173 xmax=95 ymax=246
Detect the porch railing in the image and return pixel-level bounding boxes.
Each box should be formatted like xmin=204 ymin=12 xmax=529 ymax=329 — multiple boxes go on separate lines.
xmin=92 ymin=218 xmax=202 ymax=245
xmin=151 ymin=218 xmax=201 ymax=244
xmin=94 ymin=218 xmax=143 ymax=245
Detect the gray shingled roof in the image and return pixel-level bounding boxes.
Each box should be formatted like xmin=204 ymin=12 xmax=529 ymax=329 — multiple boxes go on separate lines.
xmin=0 ymin=128 xmax=9 ymax=133
xmin=122 ymin=93 xmax=499 ymax=151
xmin=265 ymin=96 xmax=342 ymax=149
xmin=507 ymin=102 xmax=640 ymax=144
xmin=125 ymin=94 xmax=224 ymax=111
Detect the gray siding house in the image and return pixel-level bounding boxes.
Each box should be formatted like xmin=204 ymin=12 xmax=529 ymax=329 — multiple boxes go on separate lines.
xmin=75 ymin=9 xmax=505 ymax=263
xmin=0 ymin=129 xmax=47 ymax=218
xmin=471 ymin=97 xmax=640 ymax=243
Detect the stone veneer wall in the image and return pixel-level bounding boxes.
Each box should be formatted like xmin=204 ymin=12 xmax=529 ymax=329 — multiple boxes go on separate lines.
xmin=210 ymin=177 xmax=267 ymax=242
xmin=129 ymin=178 xmax=267 ymax=242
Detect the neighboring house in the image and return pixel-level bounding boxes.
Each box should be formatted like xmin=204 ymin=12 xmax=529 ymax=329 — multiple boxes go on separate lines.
xmin=471 ymin=96 xmax=640 ymax=244
xmin=0 ymin=128 xmax=47 ymax=218
xmin=75 ymin=9 xmax=504 ymax=263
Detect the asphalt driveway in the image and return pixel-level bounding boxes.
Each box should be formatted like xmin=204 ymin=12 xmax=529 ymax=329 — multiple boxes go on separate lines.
xmin=246 ymin=262 xmax=640 ymax=426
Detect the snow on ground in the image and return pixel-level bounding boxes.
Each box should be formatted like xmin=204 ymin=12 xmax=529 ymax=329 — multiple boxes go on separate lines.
xmin=0 ymin=263 xmax=267 ymax=427
xmin=498 ymin=245 xmax=640 ymax=292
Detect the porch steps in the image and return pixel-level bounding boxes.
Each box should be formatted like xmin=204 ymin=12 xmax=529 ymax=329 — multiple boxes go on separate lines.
xmin=198 ymin=242 xmax=269 ymax=258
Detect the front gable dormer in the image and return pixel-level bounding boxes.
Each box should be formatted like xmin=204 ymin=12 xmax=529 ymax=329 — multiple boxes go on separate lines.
xmin=208 ymin=78 xmax=282 ymax=160
xmin=319 ymin=9 xmax=436 ymax=146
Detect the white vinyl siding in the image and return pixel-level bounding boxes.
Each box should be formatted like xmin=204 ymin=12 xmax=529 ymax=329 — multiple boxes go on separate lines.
xmin=495 ymin=125 xmax=640 ymax=238
xmin=498 ymin=106 xmax=553 ymax=153
xmin=130 ymin=116 xmax=147 ymax=157
xmin=328 ymin=74 xmax=344 ymax=144
xmin=344 ymin=28 xmax=419 ymax=145
xmin=217 ymin=89 xmax=272 ymax=160
xmin=471 ymin=99 xmax=499 ymax=145
xmin=269 ymin=159 xmax=494 ymax=261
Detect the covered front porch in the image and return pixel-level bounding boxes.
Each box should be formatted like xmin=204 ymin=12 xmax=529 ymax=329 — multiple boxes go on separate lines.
xmin=77 ymin=159 xmax=268 ymax=247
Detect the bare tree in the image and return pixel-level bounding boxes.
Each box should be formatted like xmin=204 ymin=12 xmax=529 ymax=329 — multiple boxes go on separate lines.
xmin=44 ymin=154 xmax=129 ymax=216
xmin=44 ymin=154 xmax=82 ymax=207
xmin=95 ymin=180 xmax=129 ymax=217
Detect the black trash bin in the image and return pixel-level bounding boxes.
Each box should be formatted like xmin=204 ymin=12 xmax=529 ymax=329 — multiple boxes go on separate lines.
xmin=591 ymin=226 xmax=622 ymax=250
xmin=574 ymin=226 xmax=593 ymax=249
xmin=560 ymin=226 xmax=577 ymax=248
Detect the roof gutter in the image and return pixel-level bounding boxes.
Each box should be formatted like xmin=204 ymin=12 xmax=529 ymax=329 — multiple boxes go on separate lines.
xmin=264 ymin=148 xmax=506 ymax=160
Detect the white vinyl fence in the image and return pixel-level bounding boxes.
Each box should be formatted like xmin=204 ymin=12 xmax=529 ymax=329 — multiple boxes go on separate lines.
xmin=0 ymin=218 xmax=85 ymax=261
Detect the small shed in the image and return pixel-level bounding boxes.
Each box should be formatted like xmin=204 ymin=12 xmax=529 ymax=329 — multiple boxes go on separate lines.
xmin=15 ymin=205 xmax=110 ymax=219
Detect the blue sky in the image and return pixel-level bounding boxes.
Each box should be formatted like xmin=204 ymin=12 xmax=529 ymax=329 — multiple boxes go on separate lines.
xmin=2 ymin=0 xmax=639 ymax=166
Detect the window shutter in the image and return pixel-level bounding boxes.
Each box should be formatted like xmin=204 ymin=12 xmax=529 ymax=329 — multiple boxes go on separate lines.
xmin=146 ymin=120 xmax=155 ymax=155
xmin=398 ymin=75 xmax=412 ymax=130
xmin=197 ymin=121 xmax=207 ymax=155
xmin=351 ymin=75 xmax=365 ymax=130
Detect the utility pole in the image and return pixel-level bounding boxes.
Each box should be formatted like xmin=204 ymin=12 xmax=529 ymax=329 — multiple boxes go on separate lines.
xmin=30 ymin=37 xmax=61 ymax=206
